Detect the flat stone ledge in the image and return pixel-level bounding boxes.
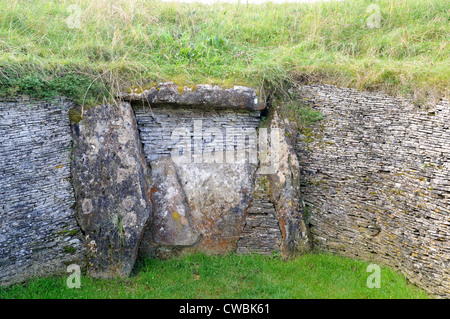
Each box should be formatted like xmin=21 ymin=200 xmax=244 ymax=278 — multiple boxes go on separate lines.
xmin=119 ymin=82 xmax=265 ymax=111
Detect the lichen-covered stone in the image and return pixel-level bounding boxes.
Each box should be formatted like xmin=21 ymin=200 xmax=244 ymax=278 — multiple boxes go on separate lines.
xmin=132 ymin=100 xmax=310 ymax=257
xmin=176 ymin=161 xmax=257 ymax=253
xmin=71 ymin=102 xmax=152 ymax=278
xmin=133 ymin=104 xmax=261 ymax=254
xmin=260 ymin=111 xmax=310 ymax=257
xmin=145 ymin=157 xmax=200 ymax=246
xmin=121 ymin=82 xmax=264 ymax=111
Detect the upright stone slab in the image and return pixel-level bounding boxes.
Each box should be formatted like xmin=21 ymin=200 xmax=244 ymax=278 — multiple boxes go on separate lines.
xmin=133 ymin=104 xmax=260 ymax=255
xmin=175 ymin=161 xmax=257 ymax=253
xmin=266 ymin=112 xmax=310 ymax=256
xmin=71 ymin=102 xmax=152 ymax=278
xmin=126 ymin=83 xmax=263 ymax=255
xmin=146 ymin=156 xmax=200 ymax=246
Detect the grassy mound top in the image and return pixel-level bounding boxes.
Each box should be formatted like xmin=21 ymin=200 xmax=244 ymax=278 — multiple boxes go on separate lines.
xmin=0 ymin=0 xmax=448 ymax=105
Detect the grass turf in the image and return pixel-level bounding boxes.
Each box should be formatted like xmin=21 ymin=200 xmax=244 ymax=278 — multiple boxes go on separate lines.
xmin=0 ymin=252 xmax=430 ymax=299
xmin=0 ymin=0 xmax=448 ymax=105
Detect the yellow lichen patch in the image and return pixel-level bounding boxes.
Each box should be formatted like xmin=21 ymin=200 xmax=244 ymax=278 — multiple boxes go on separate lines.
xmin=172 ymin=83 xmax=199 ymax=93
xmin=173 ymin=211 xmax=181 ymax=227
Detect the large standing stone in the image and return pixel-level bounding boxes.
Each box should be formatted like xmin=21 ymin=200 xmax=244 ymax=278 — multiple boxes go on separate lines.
xmin=175 ymin=161 xmax=257 ymax=253
xmin=71 ymin=102 xmax=152 ymax=278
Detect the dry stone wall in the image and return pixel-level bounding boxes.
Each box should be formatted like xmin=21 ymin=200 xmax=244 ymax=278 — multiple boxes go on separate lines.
xmin=2 ymin=82 xmax=447 ymax=298
xmin=0 ymin=97 xmax=85 ymax=286
xmin=296 ymin=84 xmax=450 ymax=297
xmin=236 ymin=174 xmax=283 ymax=255
xmin=133 ymin=106 xmax=261 ymax=163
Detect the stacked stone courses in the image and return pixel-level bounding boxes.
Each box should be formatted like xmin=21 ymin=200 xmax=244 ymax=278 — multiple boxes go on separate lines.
xmin=0 ymin=97 xmax=84 ymax=286
xmin=296 ymin=84 xmax=450 ymax=298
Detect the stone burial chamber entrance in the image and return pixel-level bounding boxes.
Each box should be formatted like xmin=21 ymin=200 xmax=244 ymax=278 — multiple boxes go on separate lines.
xmin=124 ymin=82 xmax=311 ymax=260
xmin=69 ymin=82 xmax=310 ymax=279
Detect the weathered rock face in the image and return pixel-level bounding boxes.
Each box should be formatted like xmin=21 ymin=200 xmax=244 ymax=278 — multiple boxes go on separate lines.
xmin=71 ymin=102 xmax=152 ymax=278
xmin=176 ymin=161 xmax=257 ymax=253
xmin=145 ymin=157 xmax=200 ymax=246
xmin=296 ymin=84 xmax=450 ymax=298
xmin=265 ymin=112 xmax=310 ymax=256
xmin=0 ymin=97 xmax=84 ymax=286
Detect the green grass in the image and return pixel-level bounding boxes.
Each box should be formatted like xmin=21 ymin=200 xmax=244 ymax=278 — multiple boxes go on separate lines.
xmin=0 ymin=252 xmax=430 ymax=299
xmin=0 ymin=0 xmax=448 ymax=105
